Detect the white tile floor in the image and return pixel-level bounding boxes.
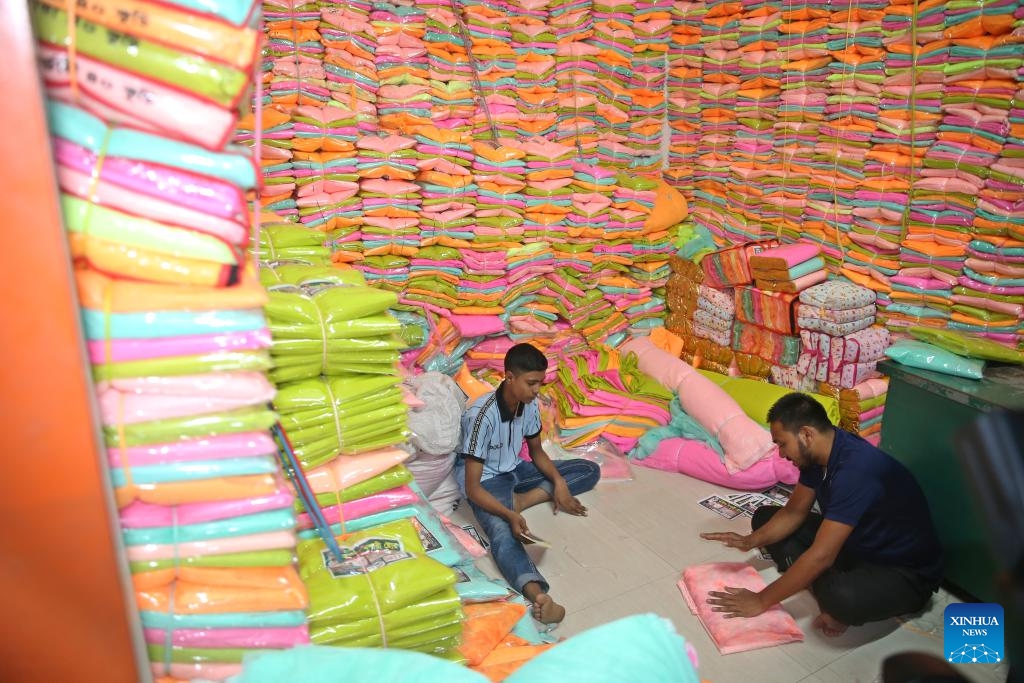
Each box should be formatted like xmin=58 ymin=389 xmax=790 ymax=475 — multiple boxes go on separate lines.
xmin=450 ymin=464 xmax=1011 ymax=683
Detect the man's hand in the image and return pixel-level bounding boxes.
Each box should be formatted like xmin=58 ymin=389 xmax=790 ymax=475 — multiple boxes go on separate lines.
xmin=700 ymin=531 xmax=755 ymax=552
xmin=706 ymin=587 xmax=766 ymax=618
xmin=507 ymin=512 xmax=531 ymax=540
xmin=552 ymin=481 xmax=587 ymax=516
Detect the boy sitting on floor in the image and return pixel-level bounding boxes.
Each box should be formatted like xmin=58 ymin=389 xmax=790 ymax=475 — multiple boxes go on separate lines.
xmin=455 ymin=343 xmax=601 ymax=624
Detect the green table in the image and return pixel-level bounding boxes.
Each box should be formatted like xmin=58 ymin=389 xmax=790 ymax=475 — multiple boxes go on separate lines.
xmin=878 ymin=360 xmax=1024 ymax=603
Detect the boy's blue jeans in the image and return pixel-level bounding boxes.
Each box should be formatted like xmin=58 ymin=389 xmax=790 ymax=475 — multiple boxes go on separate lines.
xmin=467 ymin=458 xmax=601 ymax=594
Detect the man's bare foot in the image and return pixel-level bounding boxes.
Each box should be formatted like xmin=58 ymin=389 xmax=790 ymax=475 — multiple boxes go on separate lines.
xmin=813 ymin=612 xmax=849 ymax=637
xmin=532 ymin=593 xmax=566 ymax=624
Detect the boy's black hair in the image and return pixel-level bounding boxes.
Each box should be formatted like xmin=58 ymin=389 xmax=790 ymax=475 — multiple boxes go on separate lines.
xmin=504 ymin=343 xmax=548 ymax=374
xmin=766 ymin=393 xmax=832 ymax=434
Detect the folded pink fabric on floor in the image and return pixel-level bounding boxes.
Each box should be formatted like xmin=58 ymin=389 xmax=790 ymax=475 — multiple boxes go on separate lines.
xmin=678 ymin=562 xmax=804 ymax=654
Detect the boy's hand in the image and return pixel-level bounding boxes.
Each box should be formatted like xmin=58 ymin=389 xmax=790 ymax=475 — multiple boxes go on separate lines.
xmin=507 ymin=512 xmax=531 ymax=540
xmin=552 ymin=482 xmax=587 ymax=516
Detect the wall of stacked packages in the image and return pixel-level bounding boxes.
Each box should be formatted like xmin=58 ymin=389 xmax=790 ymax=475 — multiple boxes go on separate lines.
xmin=248 ymin=0 xmax=1024 ymax=366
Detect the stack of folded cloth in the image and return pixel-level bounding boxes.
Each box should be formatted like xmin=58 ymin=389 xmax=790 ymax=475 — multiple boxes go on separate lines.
xmin=460 ymin=142 xmax=525 ymax=316
xmin=694 ymin=284 xmax=735 ymax=348
xmin=816 ymin=377 xmax=889 ymax=445
xmin=566 ymin=167 xmax=614 ymax=242
xmin=357 ymin=134 xmax=422 ymax=259
xmin=456 ymin=1 xmax=514 ymax=138
xmin=628 ymin=0 xmax=672 ymax=174
xmin=794 ymin=279 xmax=884 ymax=388
xmin=550 ymin=0 xmax=594 ymax=43
xmin=504 ymin=242 xmax=557 ymax=314
xmin=882 ymin=270 xmax=956 ymax=333
xmin=53 ymin=111 xmax=254 ymax=290
xmin=372 ymin=2 xmax=431 ymax=133
xmin=610 ymin=173 xmax=658 ymax=239
xmin=514 ymin=30 xmax=560 ymax=143
xmin=414 ymin=124 xmax=477 ymax=245
xmin=81 ymin=269 xmax=308 ymax=683
xmin=262 ymin=266 xmax=405 ymax=385
xmin=423 ymin=0 xmax=476 ymax=126
xmin=555 ymin=39 xmax=601 ymax=153
xmin=235 ymin=108 xmax=296 ymax=220
xmin=255 ymin=222 xmax=334 ymax=268
xmin=273 ymin=365 xmax=411 ymax=464
xmin=410 ymin=315 xmax=465 ymax=373
xmin=520 ymin=138 xmax=576 ymax=242
xmin=664 ymin=1 xmax=703 ymax=192
xmin=665 ymin=253 xmax=703 ymax=342
xmin=296 ymin=486 xmax=465 ymax=654
xmin=46 ymin=19 xmax=312 ymax=669
xmin=773 ymin=4 xmax=830 ymax=242
xmin=289 ymin=108 xmax=363 ymax=234
xmin=696 ymin=12 xmax=740 ymax=242
xmin=749 ymin=241 xmax=828 ymax=293
xmin=730 ymin=2 xmax=783 ymax=241
xmin=544 ymin=347 xmax=673 ymax=453
xmin=554 ymin=36 xmax=600 ymax=156
xmin=735 ymin=285 xmax=798 ymax=336
xmin=809 ymin=4 xmax=885 ymax=268
xmin=34 ymin=0 xmax=260 ymax=152
xmin=454 ymin=256 xmax=509 ymax=315
xmin=403 ymin=245 xmax=462 ymax=314
xmin=951 ymin=238 xmax=1024 ymax=347
xmin=262 ymin=0 xmax=328 ymax=108
xmin=547 ymin=267 xmax=630 ymax=345
xmin=591 ymin=0 xmax=636 ymax=169
xmin=797 ymin=325 xmax=889 ymax=389
xmin=356 ymin=254 xmax=412 ymax=298
xmin=700 ymin=239 xmax=779 ymax=288
xmin=567 ymin=161 xmax=618 ymax=239
xmin=599 ymin=275 xmax=662 ymax=337
xmin=320 ymin=0 xmax=379 ymax=122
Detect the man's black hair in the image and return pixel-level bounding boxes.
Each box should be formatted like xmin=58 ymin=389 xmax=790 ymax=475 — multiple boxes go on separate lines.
xmin=766 ymin=392 xmax=832 ymax=434
xmin=504 ymin=343 xmax=548 ymax=374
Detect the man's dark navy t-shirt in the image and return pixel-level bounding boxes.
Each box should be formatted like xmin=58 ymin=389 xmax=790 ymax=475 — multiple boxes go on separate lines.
xmin=799 ymin=428 xmax=944 ymax=583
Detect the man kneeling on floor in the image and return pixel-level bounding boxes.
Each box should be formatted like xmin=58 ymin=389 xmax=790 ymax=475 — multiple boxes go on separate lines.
xmin=701 ymin=392 xmax=944 ymax=636
xmin=456 ymin=343 xmax=601 ymax=625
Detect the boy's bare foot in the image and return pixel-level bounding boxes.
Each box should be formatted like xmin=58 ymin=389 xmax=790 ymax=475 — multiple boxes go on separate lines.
xmin=813 ymin=612 xmax=848 ymax=637
xmin=514 ymin=487 xmax=552 ymax=513
xmin=532 ymin=593 xmax=566 ymax=624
